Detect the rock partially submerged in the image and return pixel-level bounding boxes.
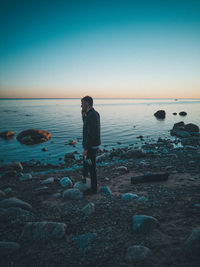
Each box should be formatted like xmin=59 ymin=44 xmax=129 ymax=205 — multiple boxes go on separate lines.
xmin=179 ymin=111 xmax=187 ymax=116
xmin=17 ymin=129 xmax=51 ymax=145
xmin=154 ymin=110 xmax=166 ymax=119
xmin=170 ymin=121 xmax=199 ymax=138
xmin=0 ymin=131 xmax=14 ymax=139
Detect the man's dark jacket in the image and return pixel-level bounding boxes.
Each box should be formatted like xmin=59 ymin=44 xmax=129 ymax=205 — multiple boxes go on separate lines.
xmin=82 ymin=108 xmax=101 ymax=150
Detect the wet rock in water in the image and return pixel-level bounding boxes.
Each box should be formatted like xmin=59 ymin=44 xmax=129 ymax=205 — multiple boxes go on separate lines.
xmin=132 ymin=215 xmax=159 ymax=234
xmin=179 ymin=111 xmax=187 ymax=116
xmin=185 ymin=226 xmax=200 ymax=258
xmin=154 ymin=110 xmax=166 ymax=119
xmin=0 ymin=162 xmax=23 ymax=172
xmin=42 ymin=147 xmax=47 ymax=152
xmin=0 ymin=197 xmax=32 ymax=210
xmin=125 ymin=245 xmax=151 ymax=263
xmin=60 ymin=177 xmax=73 ymax=188
xmin=74 ymin=178 xmax=91 ymax=192
xmin=19 ymin=221 xmax=67 ymax=241
xmin=100 ymin=186 xmax=112 ymax=197
xmin=125 ymin=149 xmax=146 ymax=159
xmin=72 ymin=232 xmax=97 ymax=251
xmin=82 ymin=202 xmax=95 ymax=216
xmin=122 ymin=193 xmax=139 ymax=201
xmin=0 ymin=241 xmax=20 ymax=256
xmin=0 ymin=131 xmax=14 ymax=139
xmin=0 ymin=207 xmax=30 ymax=222
xmin=173 ymin=112 xmax=177 ymax=115
xmin=19 ymin=173 xmax=33 ymax=181
xmin=63 ymin=188 xmax=83 ymax=200
xmin=17 ymin=129 xmax=51 ymax=145
xmin=41 ymin=177 xmax=54 ymax=184
xmin=184 ymin=123 xmax=199 ymax=134
xmin=170 ymin=121 xmax=199 ymax=138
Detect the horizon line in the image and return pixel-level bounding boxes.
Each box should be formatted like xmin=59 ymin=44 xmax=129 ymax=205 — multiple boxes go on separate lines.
xmin=0 ymin=97 xmax=200 ymax=100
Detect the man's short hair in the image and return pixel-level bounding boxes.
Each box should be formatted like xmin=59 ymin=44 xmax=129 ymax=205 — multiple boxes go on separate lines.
xmin=81 ymin=96 xmax=93 ymax=107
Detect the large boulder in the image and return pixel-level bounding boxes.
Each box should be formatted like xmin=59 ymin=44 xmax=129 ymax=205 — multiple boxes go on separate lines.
xmin=154 ymin=110 xmax=166 ymax=119
xmin=171 ymin=122 xmax=199 ymax=138
xmin=17 ymin=129 xmax=51 ymax=145
xmin=0 ymin=131 xmax=14 ymax=139
xmin=74 ymin=178 xmax=91 ymax=192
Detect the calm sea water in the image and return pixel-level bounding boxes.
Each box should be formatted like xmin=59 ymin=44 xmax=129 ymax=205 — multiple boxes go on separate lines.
xmin=0 ymin=98 xmax=200 ymax=164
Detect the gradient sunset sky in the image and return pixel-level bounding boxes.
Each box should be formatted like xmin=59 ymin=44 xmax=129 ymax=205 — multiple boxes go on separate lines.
xmin=0 ymin=0 xmax=200 ymax=98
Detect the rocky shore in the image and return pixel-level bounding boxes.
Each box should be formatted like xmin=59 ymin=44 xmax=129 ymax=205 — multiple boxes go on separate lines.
xmin=0 ymin=132 xmax=200 ymax=266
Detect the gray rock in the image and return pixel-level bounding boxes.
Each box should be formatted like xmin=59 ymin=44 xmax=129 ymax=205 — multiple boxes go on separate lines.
xmin=100 ymin=186 xmax=112 ymax=197
xmin=34 ymin=186 xmax=48 ymax=192
xmin=4 ymin=187 xmax=12 ymax=193
xmin=132 ymin=215 xmax=159 ymax=234
xmin=19 ymin=221 xmax=67 ymax=241
xmin=0 ymin=241 xmax=20 ymax=256
xmin=41 ymin=177 xmax=54 ymax=184
xmin=0 ymin=197 xmax=32 ymax=210
xmin=122 ymin=193 xmax=139 ymax=201
xmin=63 ymin=188 xmax=83 ymax=200
xmin=125 ymin=245 xmax=151 ymax=263
xmin=185 ymin=226 xmax=200 ymax=257
xmin=74 ymin=178 xmax=91 ymax=192
xmin=138 ymin=196 xmax=148 ymax=203
xmin=19 ymin=173 xmax=33 ymax=181
xmin=82 ymin=202 xmax=95 ymax=216
xmin=0 ymin=207 xmax=30 ymax=222
xmin=116 ymin=166 xmax=128 ymax=172
xmin=72 ymin=232 xmax=97 ymax=251
xmin=60 ymin=177 xmax=73 ymax=188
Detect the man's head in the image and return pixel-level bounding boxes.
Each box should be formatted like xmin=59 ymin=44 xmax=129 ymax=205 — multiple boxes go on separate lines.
xmin=81 ymin=96 xmax=93 ymax=112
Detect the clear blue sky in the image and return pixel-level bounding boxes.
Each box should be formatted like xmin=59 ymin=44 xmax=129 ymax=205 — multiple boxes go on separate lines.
xmin=0 ymin=0 xmax=200 ymax=98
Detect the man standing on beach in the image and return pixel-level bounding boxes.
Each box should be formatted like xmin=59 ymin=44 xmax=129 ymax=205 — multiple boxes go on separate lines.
xmin=81 ymin=96 xmax=101 ymax=194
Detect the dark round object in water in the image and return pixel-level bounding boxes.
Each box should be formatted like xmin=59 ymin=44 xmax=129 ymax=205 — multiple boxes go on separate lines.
xmin=17 ymin=129 xmax=51 ymax=145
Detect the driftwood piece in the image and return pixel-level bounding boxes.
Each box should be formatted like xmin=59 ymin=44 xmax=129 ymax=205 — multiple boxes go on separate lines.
xmin=131 ymin=173 xmax=169 ymax=184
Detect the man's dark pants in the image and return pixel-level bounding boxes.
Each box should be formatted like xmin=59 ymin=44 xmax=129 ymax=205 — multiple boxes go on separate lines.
xmin=83 ymin=148 xmax=97 ymax=193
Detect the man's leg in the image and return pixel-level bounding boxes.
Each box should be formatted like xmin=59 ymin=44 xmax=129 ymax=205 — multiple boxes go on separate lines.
xmin=88 ymin=149 xmax=97 ymax=193
xmin=82 ymin=155 xmax=88 ymax=183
